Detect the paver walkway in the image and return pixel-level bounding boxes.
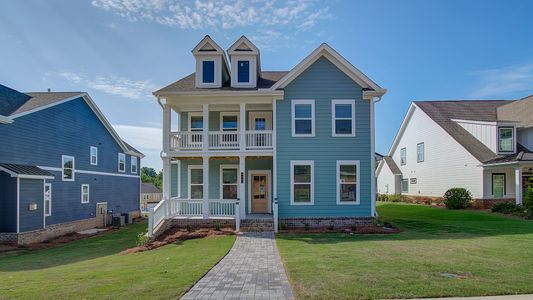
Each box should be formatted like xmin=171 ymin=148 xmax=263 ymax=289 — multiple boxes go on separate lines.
xmin=181 ymin=232 xmax=294 ymax=300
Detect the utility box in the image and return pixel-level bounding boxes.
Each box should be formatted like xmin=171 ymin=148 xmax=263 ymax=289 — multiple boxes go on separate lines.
xmin=112 ymin=215 xmax=125 ymax=227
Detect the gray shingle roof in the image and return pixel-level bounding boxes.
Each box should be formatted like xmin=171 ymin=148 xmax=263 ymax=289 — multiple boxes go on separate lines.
xmin=483 ymin=144 xmax=533 ymax=165
xmin=0 ymin=163 xmax=54 ymax=178
xmin=383 ymin=156 xmax=402 ymax=175
xmin=497 ymin=94 xmax=533 ymax=128
xmin=141 ymin=183 xmax=161 ymax=194
xmin=154 ymin=71 xmax=288 ymax=94
xmin=414 ymin=100 xmax=515 ymax=163
xmin=14 ymin=92 xmax=84 ymax=116
xmin=122 ymin=140 xmax=143 ymax=156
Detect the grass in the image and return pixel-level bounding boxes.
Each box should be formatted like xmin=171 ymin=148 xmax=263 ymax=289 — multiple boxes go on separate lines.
xmin=276 ymin=203 xmax=533 ymax=299
xmin=0 ymin=221 xmax=235 ymax=299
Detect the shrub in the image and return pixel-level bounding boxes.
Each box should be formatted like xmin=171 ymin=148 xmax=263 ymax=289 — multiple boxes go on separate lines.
xmin=304 ymin=223 xmax=310 ymax=231
xmin=377 ymin=193 xmax=389 ymax=202
xmin=389 ymin=194 xmax=403 ymax=203
xmin=136 ymin=230 xmax=150 ymax=247
xmin=524 ymin=187 xmax=533 ymax=219
xmin=185 ymin=224 xmax=192 ymax=232
xmin=214 ymin=220 xmax=221 ymax=231
xmin=443 ymin=188 xmax=472 ymax=209
xmin=350 ymin=224 xmax=357 ymax=231
xmin=327 ymin=221 xmax=335 ymax=231
xmin=279 ymin=222 xmax=287 ymax=231
xmin=491 ymin=202 xmax=521 ymax=214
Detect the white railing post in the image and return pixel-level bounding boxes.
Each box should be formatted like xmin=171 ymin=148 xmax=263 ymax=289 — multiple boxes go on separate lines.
xmin=148 ymin=207 xmax=154 ymax=236
xmin=273 ymin=199 xmax=278 ymax=233
xmin=239 ymin=103 xmax=246 ymax=151
xmin=235 ymin=201 xmax=240 ymax=232
xmin=165 ymin=198 xmax=171 ymax=218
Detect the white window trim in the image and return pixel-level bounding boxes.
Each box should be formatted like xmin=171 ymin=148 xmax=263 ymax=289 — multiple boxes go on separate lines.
xmin=118 ymin=153 xmax=126 ymax=173
xmin=44 ymin=183 xmax=52 ymax=217
xmin=171 ymin=160 xmax=181 ymax=198
xmin=417 ymin=142 xmax=424 ymax=163
xmin=188 ymin=112 xmax=204 ymax=132
xmin=90 ymin=146 xmax=98 ymax=165
xmin=336 ymin=160 xmax=360 ymax=205
xmin=131 ymin=156 xmax=138 ymax=173
xmin=290 ymin=160 xmax=314 ymax=205
xmin=331 ymin=99 xmax=356 ymax=137
xmin=219 ymin=165 xmax=239 ymax=200
xmin=61 ymin=155 xmax=75 ymax=182
xmin=188 ymin=165 xmax=203 ymax=199
xmin=219 ymin=112 xmax=239 ymax=131
xmin=401 ymin=178 xmax=409 ymax=193
xmin=81 ymin=184 xmax=90 ymax=204
xmin=199 ymin=58 xmax=218 ymax=86
xmin=497 ymin=126 xmax=515 ymax=153
xmin=291 ymin=100 xmax=315 ymax=137
xmin=400 ymin=147 xmax=407 ymax=166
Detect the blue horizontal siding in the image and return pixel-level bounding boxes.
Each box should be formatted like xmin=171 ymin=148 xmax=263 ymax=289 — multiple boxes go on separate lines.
xmin=276 ymin=56 xmax=372 ymax=218
xmin=0 ymin=173 xmax=17 ymax=232
xmin=19 ymin=179 xmax=44 ymax=232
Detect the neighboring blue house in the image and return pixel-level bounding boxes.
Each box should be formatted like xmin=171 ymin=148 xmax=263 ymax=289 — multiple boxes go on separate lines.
xmin=147 ymin=35 xmax=386 ymax=235
xmin=0 ymin=85 xmax=144 ymax=244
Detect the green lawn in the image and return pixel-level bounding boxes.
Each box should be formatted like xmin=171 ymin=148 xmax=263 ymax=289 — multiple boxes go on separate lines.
xmin=277 ymin=203 xmax=533 ymax=299
xmin=0 ymin=222 xmax=235 ymax=299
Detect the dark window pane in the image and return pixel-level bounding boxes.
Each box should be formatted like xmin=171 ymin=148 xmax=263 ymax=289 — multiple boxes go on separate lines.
xmin=222 ymin=169 xmax=237 ymax=184
xmin=335 ymin=120 xmax=352 ymax=134
xmin=295 ymin=104 xmax=311 ymax=118
xmin=295 ymin=120 xmax=312 ymax=134
xmin=255 ymin=118 xmax=266 ymax=130
xmin=499 ymin=128 xmax=513 ymax=151
xmin=335 ymin=104 xmax=352 ymax=118
xmin=340 ymin=165 xmax=356 ymax=182
xmin=223 ymin=185 xmax=238 ymax=199
xmin=294 ymin=184 xmax=311 ymax=202
xmin=237 ymin=60 xmax=249 ymax=83
xmin=63 ymin=159 xmax=72 ymax=169
xmin=340 ymin=184 xmax=357 ymax=201
xmin=191 ymin=169 xmax=203 ymax=184
xmin=294 ymin=165 xmax=311 ymax=183
xmin=222 ymin=115 xmax=238 ymax=130
xmin=190 ymin=116 xmax=203 ymax=130
xmin=191 ymin=186 xmax=203 ymax=199
xmin=202 ymin=61 xmax=215 ymax=83
xmin=63 ymin=169 xmax=72 ymax=179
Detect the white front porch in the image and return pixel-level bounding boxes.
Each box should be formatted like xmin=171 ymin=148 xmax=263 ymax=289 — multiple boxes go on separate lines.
xmin=482 ymin=163 xmax=533 ymax=204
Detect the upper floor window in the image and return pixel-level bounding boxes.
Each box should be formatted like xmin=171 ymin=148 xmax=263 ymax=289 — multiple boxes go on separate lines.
xmin=81 ymin=184 xmax=90 ymax=203
xmin=292 ymin=100 xmax=315 ymax=137
xmin=332 ymin=100 xmax=355 ymax=137
xmin=290 ymin=160 xmax=314 ymax=205
xmin=337 ymin=160 xmax=360 ymax=205
xmin=202 ymin=61 xmax=215 ymax=83
xmin=90 ymin=146 xmax=98 ymax=165
xmin=237 ymin=60 xmax=250 ymax=83
xmin=131 ymin=156 xmax=138 ymax=173
xmin=62 ymin=155 xmax=75 ymax=181
xmin=498 ymin=127 xmax=514 ymax=152
xmin=400 ymin=147 xmax=407 ymax=165
xmin=417 ymin=143 xmax=424 ymax=163
xmin=190 ymin=114 xmax=203 ymax=131
xmin=118 ymin=153 xmax=126 ymax=172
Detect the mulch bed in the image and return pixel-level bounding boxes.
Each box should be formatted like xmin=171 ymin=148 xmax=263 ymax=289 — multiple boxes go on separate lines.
xmin=279 ymin=225 xmax=400 ymax=234
xmin=120 ymin=227 xmax=236 ymax=255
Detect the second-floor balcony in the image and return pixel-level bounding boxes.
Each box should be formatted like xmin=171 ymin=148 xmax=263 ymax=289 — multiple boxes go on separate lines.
xmin=170 ymin=130 xmax=273 ymax=151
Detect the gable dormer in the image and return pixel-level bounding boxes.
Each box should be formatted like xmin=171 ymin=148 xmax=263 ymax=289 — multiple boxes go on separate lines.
xmin=227 ymin=36 xmax=260 ymax=88
xmin=192 ymin=36 xmax=230 ymax=88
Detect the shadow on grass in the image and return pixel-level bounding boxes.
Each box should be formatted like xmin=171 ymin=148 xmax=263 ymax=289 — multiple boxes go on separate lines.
xmin=0 ymin=222 xmax=147 ymax=272
xmin=277 ymin=203 xmax=533 ymax=244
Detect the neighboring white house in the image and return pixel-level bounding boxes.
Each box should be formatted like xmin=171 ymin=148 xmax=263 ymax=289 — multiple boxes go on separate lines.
xmin=377 ymin=96 xmax=533 ymax=206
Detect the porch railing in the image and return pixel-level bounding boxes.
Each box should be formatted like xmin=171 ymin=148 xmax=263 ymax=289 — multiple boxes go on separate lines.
xmin=209 ymin=132 xmax=240 ymax=149
xmin=169 ymin=131 xmax=273 ymax=151
xmin=148 ymin=198 xmax=240 ymax=236
xmin=246 ymin=130 xmax=273 ymax=149
xmin=170 ymin=131 xmax=203 ymax=150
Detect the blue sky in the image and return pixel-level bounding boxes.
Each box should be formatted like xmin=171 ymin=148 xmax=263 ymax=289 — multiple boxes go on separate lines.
xmin=1 ymin=0 xmax=533 ymax=170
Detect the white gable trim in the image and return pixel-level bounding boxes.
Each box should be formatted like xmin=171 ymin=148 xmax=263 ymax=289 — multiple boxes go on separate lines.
xmin=0 ymin=115 xmax=13 ymax=124
xmin=192 ymin=35 xmax=230 ymax=77
xmin=387 ymin=103 xmax=417 ymax=156
xmin=227 ymin=36 xmax=259 ymax=56
xmin=271 ymin=43 xmax=386 ymax=97
xmin=10 ymin=93 xmax=144 ymax=158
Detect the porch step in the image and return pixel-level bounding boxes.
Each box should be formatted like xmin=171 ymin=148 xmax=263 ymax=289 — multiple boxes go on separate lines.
xmin=240 ymin=218 xmax=274 ymax=232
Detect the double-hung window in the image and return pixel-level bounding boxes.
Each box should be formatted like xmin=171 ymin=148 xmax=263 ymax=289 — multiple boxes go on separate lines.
xmin=417 ymin=143 xmax=424 ymax=163
xmin=221 ymin=166 xmax=238 ymax=199
xmin=292 ymin=100 xmax=315 ymax=137
xmin=62 ymin=155 xmax=75 ymax=181
xmin=290 ymin=161 xmax=314 ymax=205
xmin=118 ymin=153 xmax=126 ymax=172
xmin=492 ymin=173 xmax=506 ymax=198
xmin=400 ymin=147 xmax=407 ymax=165
xmin=337 ymin=160 xmax=360 ymax=204
xmin=90 ymin=146 xmax=98 ymax=165
xmin=332 ymin=100 xmax=355 ymax=136
xmin=189 ymin=114 xmax=203 ymax=131
xmin=81 ymin=184 xmax=90 ymax=203
xmin=202 ymin=60 xmax=215 ymax=83
xmin=221 ymin=113 xmax=238 ymax=131
xmin=498 ymin=127 xmax=514 ymax=152
xmin=237 ymin=60 xmax=250 ymax=83
xmin=131 ymin=157 xmax=138 ymax=173
xmin=189 ymin=166 xmax=203 ymax=199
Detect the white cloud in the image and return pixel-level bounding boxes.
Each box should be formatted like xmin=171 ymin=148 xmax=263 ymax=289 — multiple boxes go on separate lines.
xmin=57 ymin=72 xmax=157 ymax=100
xmin=91 ymin=0 xmax=331 ymax=31
xmin=469 ymin=63 xmax=533 ymax=98
xmin=113 ymin=124 xmax=162 ymax=169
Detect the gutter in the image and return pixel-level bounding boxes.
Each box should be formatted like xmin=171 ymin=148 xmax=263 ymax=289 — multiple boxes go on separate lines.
xmin=0 ymin=115 xmax=13 ymax=124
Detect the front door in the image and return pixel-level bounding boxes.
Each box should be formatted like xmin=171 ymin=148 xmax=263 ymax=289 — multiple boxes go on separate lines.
xmin=251 ymin=174 xmax=269 ymax=213
xmin=96 ymin=202 xmax=107 ymax=227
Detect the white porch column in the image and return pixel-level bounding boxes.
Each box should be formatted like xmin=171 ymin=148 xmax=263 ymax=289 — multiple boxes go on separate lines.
xmin=370 ymin=97 xmax=377 ymax=216
xmin=202 ymin=155 xmax=209 ymax=218
xmin=272 ymin=98 xmax=278 ymax=215
xmin=162 ymin=157 xmax=171 ymax=217
xmin=162 ymin=104 xmax=171 ymax=153
xmin=239 ymin=103 xmax=246 ymax=151
xmin=239 ymin=155 xmax=246 ymax=219
xmin=515 ymin=166 xmax=523 ymax=205
xmin=202 ymin=104 xmax=209 ymax=151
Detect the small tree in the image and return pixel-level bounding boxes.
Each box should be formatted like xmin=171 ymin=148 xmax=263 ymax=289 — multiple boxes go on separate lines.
xmin=524 ymin=187 xmax=533 ymax=219
xmin=443 ymin=188 xmax=472 ymax=209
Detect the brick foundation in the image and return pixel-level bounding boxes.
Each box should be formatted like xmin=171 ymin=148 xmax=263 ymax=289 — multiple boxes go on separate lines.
xmin=279 ymin=217 xmax=374 ymax=229
xmin=152 ymin=218 xmax=236 ymax=239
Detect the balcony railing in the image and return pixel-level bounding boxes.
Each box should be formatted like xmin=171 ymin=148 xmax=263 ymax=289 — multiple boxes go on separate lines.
xmin=170 ymin=131 xmax=273 ymax=151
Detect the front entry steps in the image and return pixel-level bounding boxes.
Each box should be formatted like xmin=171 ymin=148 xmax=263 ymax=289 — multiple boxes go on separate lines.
xmin=240 ymin=215 xmax=274 ymax=232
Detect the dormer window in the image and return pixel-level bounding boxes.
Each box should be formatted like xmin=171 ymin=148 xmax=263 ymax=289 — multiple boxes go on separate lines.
xmin=498 ymin=127 xmax=514 ymax=152
xmin=202 ymin=61 xmax=215 ymax=83
xmin=237 ymin=60 xmax=250 ymax=83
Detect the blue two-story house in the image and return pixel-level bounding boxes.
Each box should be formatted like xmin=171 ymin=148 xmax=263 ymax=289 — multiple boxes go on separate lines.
xmin=147 ymin=35 xmax=386 ymax=235
xmin=0 ymin=85 xmax=143 ymax=244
